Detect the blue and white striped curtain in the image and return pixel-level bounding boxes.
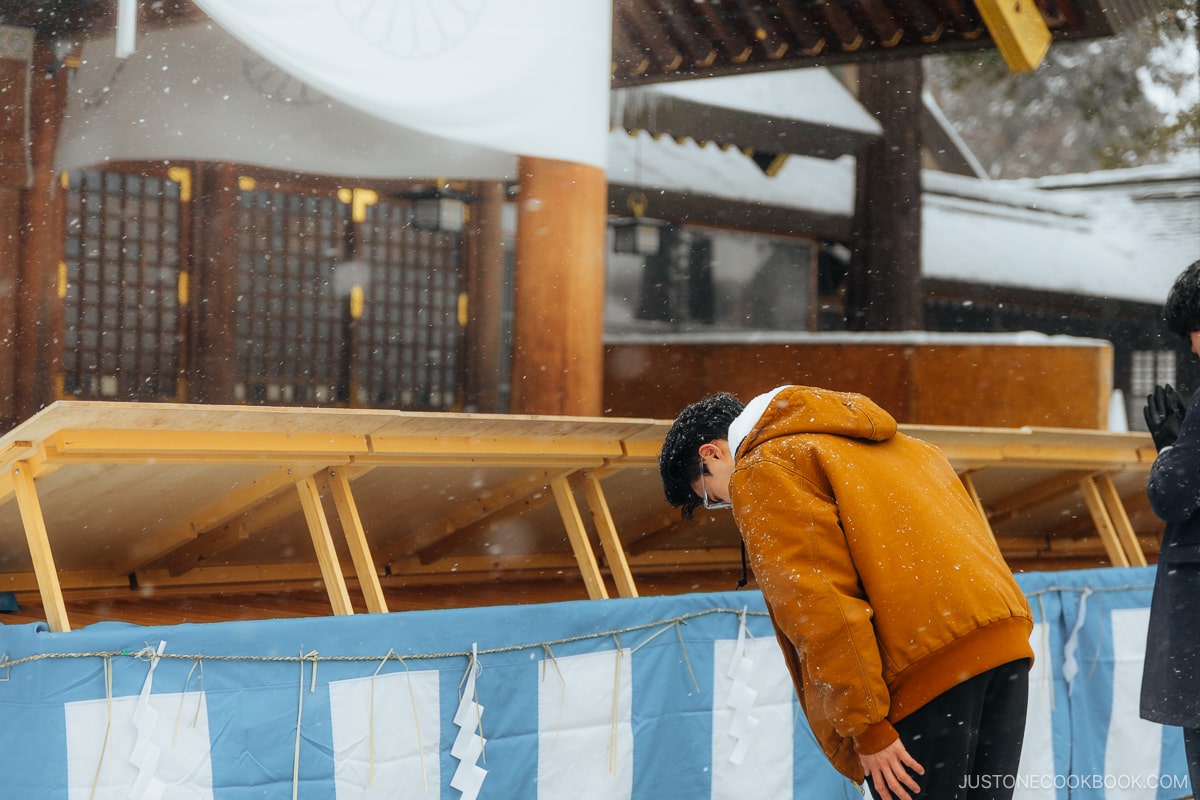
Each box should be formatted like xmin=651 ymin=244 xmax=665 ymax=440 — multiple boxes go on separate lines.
xmin=0 ymin=567 xmax=1190 ymax=798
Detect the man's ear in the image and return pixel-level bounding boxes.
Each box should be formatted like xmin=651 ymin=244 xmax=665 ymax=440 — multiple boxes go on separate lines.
xmin=698 ymin=441 xmax=721 ymax=460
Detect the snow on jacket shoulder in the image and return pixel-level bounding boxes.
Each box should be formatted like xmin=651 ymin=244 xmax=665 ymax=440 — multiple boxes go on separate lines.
xmin=728 ymin=385 xmax=1034 ymax=783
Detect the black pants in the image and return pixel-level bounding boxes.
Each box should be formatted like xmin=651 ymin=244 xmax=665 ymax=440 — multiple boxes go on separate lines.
xmin=866 ymin=659 xmax=1030 ymax=800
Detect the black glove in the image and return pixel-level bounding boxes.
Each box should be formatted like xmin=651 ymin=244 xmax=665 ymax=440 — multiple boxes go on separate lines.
xmin=1144 ymin=383 xmax=1188 ymax=451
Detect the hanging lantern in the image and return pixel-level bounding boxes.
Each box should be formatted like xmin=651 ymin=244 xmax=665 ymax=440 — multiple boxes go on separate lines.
xmin=403 ymin=184 xmax=476 ymax=232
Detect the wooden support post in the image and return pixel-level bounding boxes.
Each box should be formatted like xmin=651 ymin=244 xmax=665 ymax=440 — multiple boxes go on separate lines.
xmin=847 ymin=59 xmax=924 ymax=332
xmin=581 ymin=473 xmax=639 ymax=598
xmin=10 ymin=461 xmax=70 ymax=631
xmin=464 ymin=180 xmax=508 ymax=412
xmin=510 ymin=156 xmax=606 ymax=416
xmin=295 ymin=476 xmax=355 ymax=616
xmin=1079 ymin=474 xmax=1130 ymax=568
xmin=13 ymin=40 xmax=70 ymax=422
xmin=189 ymin=162 xmax=241 ymax=404
xmin=1096 ymin=473 xmax=1148 ymax=567
xmin=550 ymin=475 xmax=608 ymax=599
xmin=326 ymin=468 xmax=388 ymax=613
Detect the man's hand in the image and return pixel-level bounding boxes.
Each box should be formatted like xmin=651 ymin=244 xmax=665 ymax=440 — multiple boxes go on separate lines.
xmin=1144 ymin=383 xmax=1188 ymax=451
xmin=860 ymin=738 xmax=924 ymax=800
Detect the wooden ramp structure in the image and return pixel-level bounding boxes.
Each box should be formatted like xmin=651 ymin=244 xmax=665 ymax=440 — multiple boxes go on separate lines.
xmin=0 ymin=402 xmax=1161 ymax=631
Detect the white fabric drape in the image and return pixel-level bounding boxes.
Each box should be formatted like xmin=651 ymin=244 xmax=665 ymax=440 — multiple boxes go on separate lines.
xmin=190 ymin=0 xmax=610 ymax=169
xmin=57 ymin=1 xmax=610 ymax=178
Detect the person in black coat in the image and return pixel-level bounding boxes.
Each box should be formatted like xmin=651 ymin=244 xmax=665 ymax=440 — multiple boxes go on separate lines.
xmin=1140 ymin=258 xmax=1200 ymax=793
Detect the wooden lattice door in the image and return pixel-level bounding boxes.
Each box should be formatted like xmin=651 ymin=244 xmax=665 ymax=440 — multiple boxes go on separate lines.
xmin=61 ymin=168 xmax=188 ymax=401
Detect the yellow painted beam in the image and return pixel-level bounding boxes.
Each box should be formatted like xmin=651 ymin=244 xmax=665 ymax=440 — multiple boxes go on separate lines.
xmin=295 ymin=476 xmax=355 ymax=616
xmin=1079 ymin=475 xmax=1130 ymax=567
xmin=550 ymin=476 xmax=609 ymax=600
xmin=974 ymin=0 xmax=1052 ymax=72
xmin=326 ymin=469 xmax=388 ymax=614
xmin=1096 ymin=473 xmax=1148 ymax=567
xmin=580 ymin=473 xmax=639 ymax=598
xmin=10 ymin=461 xmax=71 ymax=632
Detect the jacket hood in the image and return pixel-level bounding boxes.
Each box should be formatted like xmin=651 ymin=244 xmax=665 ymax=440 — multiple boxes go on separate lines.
xmin=733 ymin=385 xmax=897 ymax=457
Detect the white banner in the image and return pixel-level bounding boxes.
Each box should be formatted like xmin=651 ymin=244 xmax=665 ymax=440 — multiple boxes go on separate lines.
xmin=59 ymin=1 xmax=610 ymax=179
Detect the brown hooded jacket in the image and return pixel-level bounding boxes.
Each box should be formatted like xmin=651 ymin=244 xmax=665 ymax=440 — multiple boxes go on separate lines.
xmin=728 ymin=385 xmax=1033 ymax=782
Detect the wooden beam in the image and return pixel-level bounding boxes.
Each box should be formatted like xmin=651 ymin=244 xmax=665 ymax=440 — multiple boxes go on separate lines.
xmin=366 ymin=433 xmax=621 ymax=461
xmin=161 ymin=522 xmax=249 ymax=578
xmin=10 ymin=461 xmax=70 ymax=631
xmin=1095 ymin=473 xmax=1148 ymax=567
xmin=120 ymin=464 xmax=316 ymax=572
xmin=959 ymin=470 xmax=997 ymax=544
xmin=580 ymin=473 xmax=638 ymax=598
xmin=403 ymin=466 xmax=578 ymax=562
xmin=463 ymin=181 xmax=507 ymax=413
xmin=974 ymin=0 xmax=1051 ymax=72
xmin=1079 ymin=474 xmax=1129 ymax=567
xmin=624 ymin=509 xmax=730 ymax=556
xmin=326 ymin=468 xmax=388 ymax=613
xmin=550 ymin=476 xmax=608 ymax=599
xmin=625 ymin=547 xmax=746 ymax=570
xmin=44 ymin=428 xmax=368 ymax=463
xmin=983 ymin=470 xmax=1088 ymax=526
xmin=295 ymin=476 xmax=354 ymax=615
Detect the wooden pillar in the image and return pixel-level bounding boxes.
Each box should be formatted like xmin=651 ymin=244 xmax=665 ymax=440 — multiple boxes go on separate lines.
xmin=189 ymin=162 xmax=241 ymax=404
xmin=464 ymin=180 xmax=508 ymax=412
xmin=846 ymin=59 xmax=924 ymax=332
xmin=510 ymin=157 xmax=606 ymax=417
xmin=12 ymin=40 xmax=69 ymax=423
xmin=0 ymin=184 xmax=19 ymax=431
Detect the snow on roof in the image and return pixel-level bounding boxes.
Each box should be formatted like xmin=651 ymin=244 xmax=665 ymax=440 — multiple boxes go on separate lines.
xmin=620 ymin=68 xmax=882 ymax=136
xmin=607 ymin=128 xmax=856 ymax=217
xmin=608 ymin=127 xmax=1198 ymax=305
xmin=922 ymin=159 xmax=1200 ymax=302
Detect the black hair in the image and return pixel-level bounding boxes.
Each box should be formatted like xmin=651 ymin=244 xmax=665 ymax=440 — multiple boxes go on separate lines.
xmin=658 ymin=392 xmax=745 ymax=520
xmin=1164 ymin=259 xmax=1200 ymax=340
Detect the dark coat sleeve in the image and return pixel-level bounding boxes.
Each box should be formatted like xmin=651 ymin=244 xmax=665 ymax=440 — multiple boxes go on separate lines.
xmin=1147 ymin=390 xmax=1200 ymax=526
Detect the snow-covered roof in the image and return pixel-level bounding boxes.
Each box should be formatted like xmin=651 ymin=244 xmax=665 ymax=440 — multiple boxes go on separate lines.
xmin=608 ymin=126 xmax=1200 ymax=304
xmin=607 ymin=128 xmax=856 ymax=217
xmin=635 ymin=69 xmax=881 ymax=134
xmin=923 ymin=164 xmax=1199 ymax=302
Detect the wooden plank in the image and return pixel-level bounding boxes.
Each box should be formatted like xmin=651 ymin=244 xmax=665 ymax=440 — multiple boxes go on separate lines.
xmin=162 ymin=522 xmax=249 ymax=577
xmin=1096 ymin=472 xmax=1148 ymax=567
xmin=403 ymin=467 xmax=578 ymax=562
xmin=326 ymin=469 xmax=388 ymax=613
xmin=550 ymin=476 xmax=608 ymax=599
xmin=45 ymin=428 xmax=369 ymax=463
xmin=974 ymin=0 xmax=1051 ymax=72
xmin=10 ymin=461 xmax=70 ymax=631
xmin=983 ymin=470 xmax=1088 ymax=526
xmin=580 ymin=473 xmax=639 ymax=598
xmin=1078 ymin=475 xmax=1130 ymax=567
xmin=119 ymin=464 xmax=317 ymax=572
xmin=367 ymin=433 xmax=623 ymax=460
xmin=294 ymin=476 xmax=354 ymax=615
